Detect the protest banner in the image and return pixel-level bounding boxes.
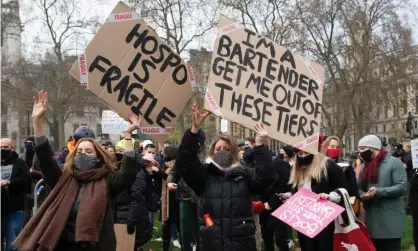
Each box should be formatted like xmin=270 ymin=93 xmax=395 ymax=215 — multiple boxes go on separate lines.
xmin=69 ymin=2 xmax=194 ymax=140
xmin=114 ymin=224 xmax=135 ymax=251
xmin=271 ymin=188 xmax=344 ymax=238
xmin=412 ymin=139 xmax=418 ymax=169
xmin=204 ymin=15 xmax=325 ymax=154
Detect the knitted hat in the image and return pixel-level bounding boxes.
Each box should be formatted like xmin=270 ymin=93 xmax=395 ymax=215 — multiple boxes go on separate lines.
xmin=358 ymin=135 xmax=381 ymax=150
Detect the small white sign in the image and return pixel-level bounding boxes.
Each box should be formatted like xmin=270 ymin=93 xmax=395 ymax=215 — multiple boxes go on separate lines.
xmin=101 ymin=110 xmax=174 ymax=135
xmin=412 ymin=139 xmax=418 ymax=169
xmin=221 ymin=119 xmax=229 ymax=133
xmin=1 ymin=165 xmax=13 ymax=181
xmin=102 ymin=110 xmax=131 ymax=135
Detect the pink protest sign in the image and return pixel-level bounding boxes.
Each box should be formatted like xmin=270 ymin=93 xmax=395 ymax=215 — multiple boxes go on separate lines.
xmin=272 ymin=188 xmax=344 ymax=238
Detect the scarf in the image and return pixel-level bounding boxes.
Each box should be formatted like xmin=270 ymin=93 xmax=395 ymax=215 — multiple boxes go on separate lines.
xmin=13 ymin=166 xmax=110 ymax=251
xmin=361 ymin=148 xmax=387 ymax=190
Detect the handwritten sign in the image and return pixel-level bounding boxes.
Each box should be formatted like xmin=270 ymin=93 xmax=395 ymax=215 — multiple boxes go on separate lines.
xmin=69 ymin=2 xmax=194 ymax=139
xmin=271 ymin=188 xmax=344 ymax=238
xmin=101 ymin=110 xmax=174 ymax=135
xmin=412 ymin=139 xmax=418 ymax=169
xmin=1 ymin=165 xmax=13 ymax=181
xmin=204 ymin=15 xmax=325 ymax=154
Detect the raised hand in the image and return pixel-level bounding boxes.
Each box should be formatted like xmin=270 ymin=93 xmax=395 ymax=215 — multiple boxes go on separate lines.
xmin=124 ymin=114 xmax=142 ymax=134
xmin=32 ymin=91 xmax=48 ymax=121
xmin=191 ymin=103 xmax=210 ymax=133
xmin=253 ymin=123 xmax=268 ymax=146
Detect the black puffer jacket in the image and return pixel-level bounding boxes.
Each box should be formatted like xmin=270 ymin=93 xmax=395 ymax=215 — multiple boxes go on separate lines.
xmin=176 ymin=129 xmax=276 ymax=251
xmin=114 ymin=163 xmax=148 ymax=225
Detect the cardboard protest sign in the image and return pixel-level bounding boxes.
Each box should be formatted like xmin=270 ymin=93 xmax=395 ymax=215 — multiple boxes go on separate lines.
xmin=271 ymin=188 xmax=344 ymax=238
xmin=114 ymin=224 xmax=135 ymax=251
xmin=412 ymin=139 xmax=418 ymax=169
xmin=204 ymin=15 xmax=325 ymax=154
xmin=69 ymin=2 xmax=194 ymax=139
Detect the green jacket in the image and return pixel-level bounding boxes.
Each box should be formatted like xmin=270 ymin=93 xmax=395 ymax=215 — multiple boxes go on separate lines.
xmin=358 ymin=153 xmax=407 ymax=239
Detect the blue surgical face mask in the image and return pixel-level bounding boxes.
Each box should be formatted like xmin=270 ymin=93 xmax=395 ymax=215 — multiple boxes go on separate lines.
xmin=25 ymin=143 xmax=34 ymax=152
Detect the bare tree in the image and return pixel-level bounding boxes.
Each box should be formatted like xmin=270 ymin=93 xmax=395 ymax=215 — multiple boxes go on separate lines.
xmin=294 ymin=0 xmax=415 ymax=142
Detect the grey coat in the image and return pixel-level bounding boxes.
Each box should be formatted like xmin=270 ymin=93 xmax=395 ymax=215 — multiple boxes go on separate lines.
xmin=358 ymin=153 xmax=407 ymax=239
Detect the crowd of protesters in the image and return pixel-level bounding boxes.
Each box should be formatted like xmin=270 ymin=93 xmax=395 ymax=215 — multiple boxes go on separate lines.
xmin=1 ymin=91 xmax=415 ymax=251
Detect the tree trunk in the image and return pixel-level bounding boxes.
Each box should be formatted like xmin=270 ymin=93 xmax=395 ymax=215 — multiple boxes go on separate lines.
xmin=353 ymin=112 xmax=365 ymax=147
xmin=58 ymin=112 xmax=65 ymax=150
xmin=49 ymin=119 xmax=60 ymax=151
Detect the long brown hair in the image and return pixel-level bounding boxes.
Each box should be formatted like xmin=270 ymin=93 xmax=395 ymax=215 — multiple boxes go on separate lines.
xmin=63 ymin=138 xmax=117 ymax=172
xmin=208 ymin=135 xmax=240 ymax=165
xmin=321 ymin=136 xmax=343 ymax=162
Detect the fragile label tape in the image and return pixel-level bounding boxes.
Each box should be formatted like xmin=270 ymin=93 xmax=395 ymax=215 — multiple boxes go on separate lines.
xmin=217 ymin=22 xmax=245 ymax=37
xmin=205 ymin=88 xmax=223 ymax=117
xmin=106 ymin=12 xmax=140 ymax=22
xmin=187 ymin=64 xmax=198 ymax=92
xmin=79 ymin=52 xmax=89 ymax=89
xmin=292 ymin=49 xmax=324 ymax=89
xmin=293 ymin=134 xmax=320 ymax=151
xmin=140 ymin=127 xmax=175 ymax=135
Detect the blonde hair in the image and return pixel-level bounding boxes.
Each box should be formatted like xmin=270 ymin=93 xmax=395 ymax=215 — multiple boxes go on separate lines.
xmin=321 ymin=136 xmax=343 ymax=162
xmin=289 ymin=153 xmax=328 ymax=188
xmin=208 ymin=135 xmax=240 ymax=165
xmin=404 ymin=143 xmax=411 ymax=153
xmin=63 ymin=138 xmax=117 ymax=172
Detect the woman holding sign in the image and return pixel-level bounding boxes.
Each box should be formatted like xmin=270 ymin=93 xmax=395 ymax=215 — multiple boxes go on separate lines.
xmin=175 ymin=104 xmax=276 ymax=251
xmin=13 ymin=91 xmax=139 ymax=251
xmin=281 ymin=149 xmax=347 ymax=251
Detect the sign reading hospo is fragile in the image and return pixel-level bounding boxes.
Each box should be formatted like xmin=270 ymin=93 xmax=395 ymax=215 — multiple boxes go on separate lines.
xmin=69 ymin=2 xmax=195 ymax=135
xmin=205 ymin=15 xmax=325 ymax=154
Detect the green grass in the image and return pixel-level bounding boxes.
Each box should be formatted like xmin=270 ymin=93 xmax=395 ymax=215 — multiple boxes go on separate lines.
xmin=402 ymin=216 xmax=414 ymax=250
xmin=143 ymin=215 xmax=415 ymax=251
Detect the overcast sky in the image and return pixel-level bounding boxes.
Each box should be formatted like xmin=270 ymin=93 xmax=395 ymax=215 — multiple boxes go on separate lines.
xmin=18 ymin=0 xmax=418 ymax=60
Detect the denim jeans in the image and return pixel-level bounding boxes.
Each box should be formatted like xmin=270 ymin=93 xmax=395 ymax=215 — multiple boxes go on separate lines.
xmin=1 ymin=211 xmax=24 ymax=251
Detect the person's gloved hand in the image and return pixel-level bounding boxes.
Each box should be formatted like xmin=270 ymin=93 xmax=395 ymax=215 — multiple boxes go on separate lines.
xmin=253 ymin=201 xmax=265 ymax=213
xmin=127 ymin=222 xmax=136 ymax=235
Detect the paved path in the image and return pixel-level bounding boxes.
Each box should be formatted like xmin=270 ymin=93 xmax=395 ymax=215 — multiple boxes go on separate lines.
xmin=409 ymin=246 xmax=415 ymax=251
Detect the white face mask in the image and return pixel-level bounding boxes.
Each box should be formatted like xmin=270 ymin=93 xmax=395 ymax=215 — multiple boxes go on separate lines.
xmin=145 ymin=153 xmax=155 ymax=159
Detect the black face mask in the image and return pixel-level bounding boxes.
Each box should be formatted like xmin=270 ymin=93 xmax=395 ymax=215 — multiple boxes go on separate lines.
xmin=74 ymin=153 xmax=98 ymax=172
xmin=360 ymin=149 xmax=373 ymax=163
xmin=213 ymin=150 xmax=233 ymax=168
xmin=115 ymin=152 xmax=124 ymax=162
xmin=296 ymin=154 xmax=314 ymax=166
xmin=277 ymin=153 xmax=284 ymax=160
xmin=1 ymin=149 xmax=12 ymax=160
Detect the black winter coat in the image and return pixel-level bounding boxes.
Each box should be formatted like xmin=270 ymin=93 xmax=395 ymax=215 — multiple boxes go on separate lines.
xmin=176 ymin=130 xmax=277 ymax=251
xmin=260 ymin=158 xmax=291 ymax=210
xmin=115 ymin=163 xmax=149 ymax=225
xmin=1 ymin=151 xmax=30 ymax=214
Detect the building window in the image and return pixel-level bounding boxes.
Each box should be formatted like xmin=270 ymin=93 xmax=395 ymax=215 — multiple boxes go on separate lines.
xmin=393 ymin=104 xmax=399 ymax=117
xmin=366 ymin=125 xmax=371 ymax=133
xmin=383 ymin=124 xmax=386 ymax=132
xmin=1 ymin=122 xmax=8 ymax=137
xmin=375 ymin=125 xmax=378 ymax=133
xmin=96 ymin=124 xmax=102 ymax=136
xmin=416 ymin=95 xmax=418 ymax=113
